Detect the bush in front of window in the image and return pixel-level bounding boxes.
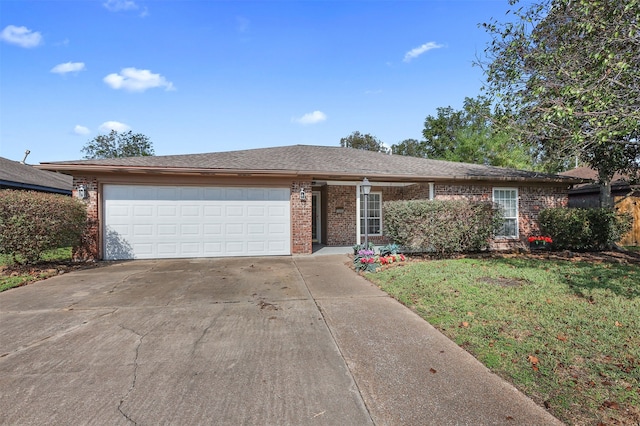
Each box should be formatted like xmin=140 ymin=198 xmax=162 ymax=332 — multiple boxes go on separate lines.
xmin=383 ymin=199 xmax=503 ymax=256
xmin=538 ymin=208 xmax=631 ymax=251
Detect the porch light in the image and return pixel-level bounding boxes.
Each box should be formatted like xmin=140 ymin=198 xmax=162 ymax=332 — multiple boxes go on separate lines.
xmin=77 ymin=185 xmax=87 ymax=200
xmin=361 ymin=178 xmax=371 ymax=195
xmin=299 ymin=188 xmax=306 ymax=201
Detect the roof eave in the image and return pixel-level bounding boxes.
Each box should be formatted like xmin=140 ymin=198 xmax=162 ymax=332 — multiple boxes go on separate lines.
xmin=36 ymin=164 xmax=584 ymax=185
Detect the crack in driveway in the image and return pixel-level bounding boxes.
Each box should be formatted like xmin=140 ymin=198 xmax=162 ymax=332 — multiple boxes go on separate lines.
xmin=117 ymin=325 xmax=148 ymax=425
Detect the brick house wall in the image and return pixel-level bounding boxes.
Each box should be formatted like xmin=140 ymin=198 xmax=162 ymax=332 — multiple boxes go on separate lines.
xmin=291 ymin=181 xmax=312 ymax=254
xmin=326 ymin=185 xmax=357 ymax=246
xmin=72 ymin=176 xmax=99 ymax=261
xmin=324 ymin=181 xmax=569 ymax=250
xmin=434 ymin=183 xmax=568 ymax=250
xmin=325 ymin=185 xmax=407 ymax=246
xmin=70 ymin=175 xmax=569 ymax=259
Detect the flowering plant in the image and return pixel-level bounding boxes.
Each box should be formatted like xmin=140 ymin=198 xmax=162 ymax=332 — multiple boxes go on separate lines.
xmin=354 ymin=249 xmax=377 ymax=272
xmin=379 ymin=254 xmax=406 ymax=265
xmin=353 ymin=247 xmax=408 ymax=272
xmin=528 ymin=236 xmax=553 ymax=244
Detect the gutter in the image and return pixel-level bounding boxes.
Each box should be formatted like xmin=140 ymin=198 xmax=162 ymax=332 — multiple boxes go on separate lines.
xmin=36 ymin=164 xmax=586 ymax=186
xmin=0 ymin=180 xmax=72 ymax=195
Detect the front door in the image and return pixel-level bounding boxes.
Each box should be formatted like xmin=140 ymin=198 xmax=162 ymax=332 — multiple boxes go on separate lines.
xmin=312 ymin=191 xmax=321 ymax=243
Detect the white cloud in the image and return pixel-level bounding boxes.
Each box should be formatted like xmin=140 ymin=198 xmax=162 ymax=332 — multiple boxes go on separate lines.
xmin=103 ymin=0 xmax=138 ymax=12
xmin=293 ymin=111 xmax=327 ymax=125
xmin=99 ymin=121 xmax=131 ymax=133
xmin=74 ymin=125 xmax=91 ymax=135
xmin=403 ymin=42 xmax=444 ymax=62
xmin=51 ymin=62 xmax=86 ymax=74
xmin=103 ymin=67 xmax=175 ymax=92
xmin=0 ymin=25 xmax=43 ymax=48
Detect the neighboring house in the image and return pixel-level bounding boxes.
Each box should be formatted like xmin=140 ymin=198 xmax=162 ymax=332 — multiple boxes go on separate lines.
xmin=561 ymin=167 xmax=640 ymax=246
xmin=38 ymin=145 xmax=583 ymax=260
xmin=0 ymin=156 xmax=72 ymax=195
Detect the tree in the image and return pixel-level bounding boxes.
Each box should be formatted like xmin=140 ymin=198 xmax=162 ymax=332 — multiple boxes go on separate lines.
xmin=391 ymin=96 xmax=537 ymax=169
xmin=391 ymin=139 xmax=424 ymax=157
xmin=340 ymin=131 xmax=388 ymax=153
xmin=479 ymin=0 xmax=640 ymax=207
xmin=82 ymin=130 xmax=155 ymax=159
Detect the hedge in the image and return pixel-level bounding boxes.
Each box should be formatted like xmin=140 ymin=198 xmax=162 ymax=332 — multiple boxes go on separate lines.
xmin=383 ymin=199 xmax=502 ymax=256
xmin=538 ymin=207 xmax=632 ymax=251
xmin=0 ymin=190 xmax=87 ymax=264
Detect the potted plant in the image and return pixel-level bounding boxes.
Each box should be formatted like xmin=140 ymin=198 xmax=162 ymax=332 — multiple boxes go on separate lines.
xmin=528 ymin=235 xmax=553 ymax=251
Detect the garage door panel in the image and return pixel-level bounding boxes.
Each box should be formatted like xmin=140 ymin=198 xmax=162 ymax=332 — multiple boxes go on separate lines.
xmin=248 ymin=223 xmax=265 ymax=234
xmin=204 ymin=206 xmax=222 ymax=216
xmin=104 ymin=185 xmax=290 ymax=260
xmin=204 ymin=224 xmax=222 ymax=236
xmin=133 ymin=224 xmax=153 ymax=236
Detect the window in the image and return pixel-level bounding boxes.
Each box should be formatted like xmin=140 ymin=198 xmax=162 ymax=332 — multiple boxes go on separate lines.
xmin=493 ymin=188 xmax=518 ymax=238
xmin=360 ymin=192 xmax=382 ymax=235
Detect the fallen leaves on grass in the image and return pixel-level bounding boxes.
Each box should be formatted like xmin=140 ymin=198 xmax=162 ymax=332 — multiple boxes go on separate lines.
xmin=528 ymin=355 xmax=540 ymax=371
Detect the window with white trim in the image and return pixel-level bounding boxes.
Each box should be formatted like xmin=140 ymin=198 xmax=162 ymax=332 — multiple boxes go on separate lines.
xmin=360 ymin=192 xmax=382 ymax=236
xmin=493 ymin=188 xmax=518 ymax=238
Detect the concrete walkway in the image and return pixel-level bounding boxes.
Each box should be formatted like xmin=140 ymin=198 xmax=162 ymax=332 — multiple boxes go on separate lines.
xmin=0 ymin=254 xmax=561 ymax=425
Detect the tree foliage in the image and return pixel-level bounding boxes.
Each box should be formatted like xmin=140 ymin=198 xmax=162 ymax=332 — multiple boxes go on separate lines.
xmin=480 ymin=0 xmax=640 ymax=206
xmin=340 ymin=131 xmax=388 ymax=153
xmin=82 ymin=130 xmax=155 ymax=159
xmin=391 ymin=96 xmax=537 ymax=169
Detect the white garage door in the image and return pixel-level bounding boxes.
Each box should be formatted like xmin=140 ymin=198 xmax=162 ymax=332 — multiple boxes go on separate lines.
xmin=103 ymin=185 xmax=291 ymax=260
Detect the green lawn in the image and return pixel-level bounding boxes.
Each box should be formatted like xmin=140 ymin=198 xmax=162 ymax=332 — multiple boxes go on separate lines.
xmin=368 ymin=257 xmax=640 ymax=425
xmin=0 ymin=247 xmax=72 ymax=292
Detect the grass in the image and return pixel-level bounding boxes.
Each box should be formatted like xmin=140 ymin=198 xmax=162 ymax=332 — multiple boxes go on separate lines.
xmin=0 ymin=247 xmax=72 ymax=292
xmin=368 ymin=256 xmax=640 ymax=425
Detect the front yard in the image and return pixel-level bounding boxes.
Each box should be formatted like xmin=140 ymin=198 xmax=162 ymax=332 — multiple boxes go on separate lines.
xmin=368 ymin=255 xmax=639 ymax=425
xmin=0 ymin=247 xmax=75 ymax=292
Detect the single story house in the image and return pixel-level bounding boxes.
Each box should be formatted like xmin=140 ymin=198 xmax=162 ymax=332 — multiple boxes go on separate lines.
xmin=0 ymin=156 xmax=72 ymax=195
xmin=38 ymin=145 xmax=583 ymax=260
xmin=561 ymin=167 xmax=639 ymax=246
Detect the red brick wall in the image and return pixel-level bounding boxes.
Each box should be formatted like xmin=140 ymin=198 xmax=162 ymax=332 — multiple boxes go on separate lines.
xmin=72 ymin=176 xmax=99 ymax=261
xmin=326 ymin=185 xmax=357 ymax=246
xmin=434 ymin=183 xmax=569 ymax=250
xmin=325 ymin=185 xmax=407 ymax=246
xmin=291 ymin=181 xmax=312 ymax=254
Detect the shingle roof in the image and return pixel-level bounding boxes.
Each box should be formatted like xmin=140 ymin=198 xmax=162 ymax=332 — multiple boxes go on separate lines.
xmin=560 ymin=166 xmax=629 ymax=183
xmin=0 ymin=156 xmax=72 ymax=194
xmin=561 ymin=166 xmax=638 ymax=192
xmin=39 ymin=144 xmax=582 ymax=184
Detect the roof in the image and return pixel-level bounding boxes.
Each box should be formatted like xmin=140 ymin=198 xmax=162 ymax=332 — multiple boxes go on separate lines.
xmin=38 ymin=144 xmax=584 ymax=185
xmin=0 ymin=156 xmax=72 ymax=194
xmin=560 ymin=166 xmax=630 ymax=183
xmin=561 ymin=166 xmax=638 ymax=194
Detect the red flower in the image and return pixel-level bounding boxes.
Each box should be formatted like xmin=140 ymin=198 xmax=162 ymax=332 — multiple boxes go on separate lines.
xmin=528 ymin=236 xmax=553 ymax=243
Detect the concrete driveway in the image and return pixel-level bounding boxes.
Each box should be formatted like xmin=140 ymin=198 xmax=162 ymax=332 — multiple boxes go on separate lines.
xmin=0 ymin=255 xmax=561 ymax=425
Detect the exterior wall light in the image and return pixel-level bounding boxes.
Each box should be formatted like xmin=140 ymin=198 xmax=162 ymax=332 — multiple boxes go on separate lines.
xmin=299 ymin=188 xmax=306 ymax=201
xmin=77 ymin=184 xmax=87 ymax=200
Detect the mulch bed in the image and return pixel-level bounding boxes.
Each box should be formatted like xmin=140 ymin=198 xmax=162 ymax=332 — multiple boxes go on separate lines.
xmin=409 ymin=249 xmax=640 ymax=265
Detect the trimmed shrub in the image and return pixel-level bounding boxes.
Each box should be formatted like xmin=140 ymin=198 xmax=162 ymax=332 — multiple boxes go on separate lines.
xmin=384 ymin=199 xmax=502 ymax=256
xmin=0 ymin=190 xmax=87 ymax=264
xmin=538 ymin=207 xmax=632 ymax=251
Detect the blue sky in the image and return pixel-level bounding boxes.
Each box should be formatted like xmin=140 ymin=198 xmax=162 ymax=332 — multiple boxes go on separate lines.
xmin=1 ymin=0 xmax=513 ymax=164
